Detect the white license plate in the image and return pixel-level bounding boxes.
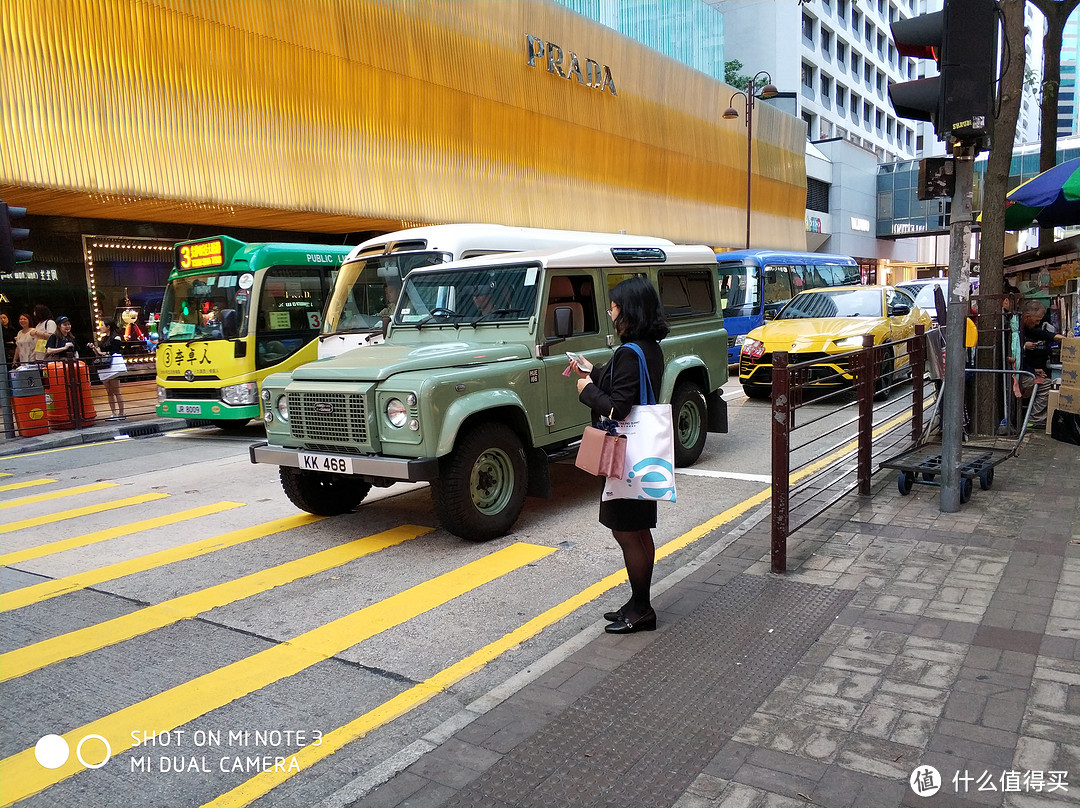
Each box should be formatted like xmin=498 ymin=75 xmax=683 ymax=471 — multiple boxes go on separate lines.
xmin=176 ymin=404 xmax=202 ymax=414
xmin=299 ymin=452 xmax=353 ymax=474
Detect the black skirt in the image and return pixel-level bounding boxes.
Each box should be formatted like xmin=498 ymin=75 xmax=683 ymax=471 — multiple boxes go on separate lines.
xmin=599 ymin=493 xmax=657 ymax=531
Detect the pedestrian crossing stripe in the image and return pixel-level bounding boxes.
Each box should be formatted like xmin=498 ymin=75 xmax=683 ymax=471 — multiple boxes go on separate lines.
xmin=0 ymin=481 xmax=117 ymax=509
xmin=0 ymin=513 xmax=321 ymax=612
xmin=204 ymin=492 xmax=780 ymax=808
xmin=0 ymin=525 xmax=433 ymax=682
xmin=0 ymin=492 xmax=170 ymax=535
xmin=0 ymin=542 xmax=554 ymax=807
xmin=0 ymin=478 xmax=57 ymax=493
xmin=0 ymin=502 xmax=245 ymax=566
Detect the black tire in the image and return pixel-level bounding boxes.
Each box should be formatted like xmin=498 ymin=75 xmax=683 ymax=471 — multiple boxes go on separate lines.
xmin=671 ymin=381 xmax=708 ymax=467
xmin=279 ymin=466 xmax=371 ymax=516
xmin=980 ymin=467 xmax=994 ymax=490
xmin=211 ymin=418 xmax=251 ymax=431
xmin=430 ymin=422 xmax=528 ymax=541
xmin=897 ymin=470 xmax=914 ymax=495
xmin=960 ymin=477 xmax=973 ymax=504
xmin=743 ymin=384 xmax=770 ymax=400
xmin=873 ymin=345 xmax=895 ymax=401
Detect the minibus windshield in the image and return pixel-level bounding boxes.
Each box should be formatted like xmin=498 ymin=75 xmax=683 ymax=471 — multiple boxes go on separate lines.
xmin=717 ymin=261 xmax=760 ymax=317
xmin=160 ymin=271 xmax=249 ymax=342
xmin=323 ymin=252 xmax=450 ymax=333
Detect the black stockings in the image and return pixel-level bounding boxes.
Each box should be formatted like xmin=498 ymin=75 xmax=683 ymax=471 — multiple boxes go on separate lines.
xmin=612 ymin=529 xmax=654 ymax=618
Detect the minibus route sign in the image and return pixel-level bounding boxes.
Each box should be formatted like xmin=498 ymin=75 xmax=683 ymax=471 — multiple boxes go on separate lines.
xmin=178 ymin=239 xmax=224 ymax=270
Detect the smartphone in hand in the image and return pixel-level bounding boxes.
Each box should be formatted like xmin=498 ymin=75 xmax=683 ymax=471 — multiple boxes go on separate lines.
xmin=565 ymin=352 xmax=593 ymax=373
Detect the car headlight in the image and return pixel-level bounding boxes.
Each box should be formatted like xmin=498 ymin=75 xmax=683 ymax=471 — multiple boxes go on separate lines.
xmin=834 ymin=335 xmax=868 ymax=349
xmin=157 ymin=385 xmax=167 ymax=404
xmin=386 ymin=398 xmax=408 ymax=428
xmin=261 ymin=388 xmax=271 ymax=403
xmin=276 ymin=395 xmax=289 ymax=421
xmin=222 ymin=382 xmax=259 ymax=405
xmin=741 ymin=338 xmax=765 ymax=359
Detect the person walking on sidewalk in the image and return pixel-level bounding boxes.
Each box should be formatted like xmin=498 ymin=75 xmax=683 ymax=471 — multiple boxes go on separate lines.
xmin=573 ymin=277 xmax=668 ymax=635
xmin=1011 ymin=298 xmax=1062 ymax=429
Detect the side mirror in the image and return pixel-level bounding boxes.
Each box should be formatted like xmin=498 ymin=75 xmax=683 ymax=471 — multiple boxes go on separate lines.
xmin=764 ymin=309 xmax=777 ymax=321
xmin=890 ymin=304 xmax=911 ymax=317
xmin=553 ymin=306 xmax=574 ymax=339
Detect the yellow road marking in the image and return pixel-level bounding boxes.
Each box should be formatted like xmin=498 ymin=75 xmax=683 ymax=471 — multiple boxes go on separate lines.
xmin=1 ymin=525 xmax=432 ymax=682
xmin=0 ymin=502 xmax=245 ymax=566
xmin=0 ymin=513 xmax=321 ymax=612
xmin=0 ymin=478 xmax=56 ymax=493
xmin=0 ymin=472 xmax=9 ymax=476
xmin=205 ymin=413 xmax=917 ymax=807
xmin=0 ymin=542 xmax=553 ymax=807
xmin=0 ymin=481 xmax=117 ymax=509
xmin=0 ymin=493 xmax=170 ymax=535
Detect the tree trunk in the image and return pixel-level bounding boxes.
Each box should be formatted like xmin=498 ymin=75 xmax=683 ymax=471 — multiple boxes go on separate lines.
xmin=974 ymin=0 xmax=1028 ymax=435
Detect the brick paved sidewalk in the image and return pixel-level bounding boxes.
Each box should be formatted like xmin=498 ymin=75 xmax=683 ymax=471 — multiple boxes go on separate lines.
xmin=342 ymin=432 xmax=1079 ymax=808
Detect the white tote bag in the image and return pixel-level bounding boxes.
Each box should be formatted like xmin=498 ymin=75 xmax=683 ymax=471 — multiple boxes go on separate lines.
xmin=601 ymin=343 xmax=677 ymax=503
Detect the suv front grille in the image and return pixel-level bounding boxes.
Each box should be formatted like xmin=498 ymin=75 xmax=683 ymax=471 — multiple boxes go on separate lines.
xmin=289 ymin=392 xmax=368 ymax=445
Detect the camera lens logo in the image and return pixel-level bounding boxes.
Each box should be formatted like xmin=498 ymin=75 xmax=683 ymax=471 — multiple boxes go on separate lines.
xmin=34 ymin=734 xmax=112 ymax=770
xmin=909 ymin=765 xmax=941 ymax=797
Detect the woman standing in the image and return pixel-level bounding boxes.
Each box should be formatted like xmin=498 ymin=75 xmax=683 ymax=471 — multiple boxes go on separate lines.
xmin=573 ymin=277 xmax=668 ymax=634
xmin=44 ymin=316 xmax=79 ymax=359
xmin=90 ymin=321 xmax=127 ymax=419
xmin=30 ymin=303 xmax=57 ymax=362
xmin=14 ymin=313 xmax=37 ymax=364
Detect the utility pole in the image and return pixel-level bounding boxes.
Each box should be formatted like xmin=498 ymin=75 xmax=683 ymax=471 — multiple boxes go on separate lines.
xmin=939 ymin=143 xmax=976 ymax=512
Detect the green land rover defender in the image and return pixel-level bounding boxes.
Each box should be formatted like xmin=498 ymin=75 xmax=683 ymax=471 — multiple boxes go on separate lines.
xmin=250 ymin=243 xmax=729 ymax=540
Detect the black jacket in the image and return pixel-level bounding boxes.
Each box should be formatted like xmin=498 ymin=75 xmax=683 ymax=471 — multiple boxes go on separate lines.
xmin=579 ymin=340 xmax=663 ymax=421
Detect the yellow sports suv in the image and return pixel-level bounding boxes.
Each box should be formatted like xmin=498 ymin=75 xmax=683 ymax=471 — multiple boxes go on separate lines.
xmin=739 ymin=285 xmax=933 ymax=400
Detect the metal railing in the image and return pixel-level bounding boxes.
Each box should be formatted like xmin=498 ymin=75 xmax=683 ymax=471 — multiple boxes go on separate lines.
xmin=769 ymin=324 xmax=935 ymax=573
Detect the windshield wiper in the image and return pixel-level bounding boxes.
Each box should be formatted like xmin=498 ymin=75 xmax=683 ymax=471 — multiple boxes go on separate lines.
xmin=415 ymin=308 xmax=464 ymax=328
xmin=469 ymin=308 xmax=523 ymax=326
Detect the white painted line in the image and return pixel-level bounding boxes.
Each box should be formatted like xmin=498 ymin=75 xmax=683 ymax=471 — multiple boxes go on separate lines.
xmin=674 ymin=468 xmax=771 ymax=482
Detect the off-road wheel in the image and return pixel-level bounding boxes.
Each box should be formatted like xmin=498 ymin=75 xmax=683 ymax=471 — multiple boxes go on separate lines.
xmin=279 ymin=467 xmax=371 ymax=516
xmin=430 ymin=422 xmax=528 ymax=541
xmin=959 ymin=476 xmax=973 ymax=504
xmin=873 ymin=345 xmax=895 ymax=401
xmin=897 ymin=470 xmax=915 ymax=495
xmin=212 ymin=418 xmax=251 ymax=431
xmin=671 ymin=381 xmax=708 ymax=467
xmin=743 ymin=384 xmax=770 ymax=400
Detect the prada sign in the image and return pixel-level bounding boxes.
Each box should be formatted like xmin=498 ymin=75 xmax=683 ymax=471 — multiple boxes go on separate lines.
xmin=525 ymin=35 xmax=617 ymax=96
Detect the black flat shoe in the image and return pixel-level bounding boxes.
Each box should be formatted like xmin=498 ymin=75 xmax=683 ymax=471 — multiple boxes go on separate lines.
xmin=604 ymin=609 xmax=656 ymax=634
xmin=603 ymin=606 xmax=626 ymax=622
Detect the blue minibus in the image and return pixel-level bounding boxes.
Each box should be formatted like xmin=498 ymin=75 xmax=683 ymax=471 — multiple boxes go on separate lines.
xmin=716 ymin=249 xmax=862 ymax=363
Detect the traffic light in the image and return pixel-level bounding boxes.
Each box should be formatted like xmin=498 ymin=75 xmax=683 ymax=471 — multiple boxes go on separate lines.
xmin=0 ymin=200 xmax=33 ymax=271
xmin=889 ymin=0 xmax=998 ymax=144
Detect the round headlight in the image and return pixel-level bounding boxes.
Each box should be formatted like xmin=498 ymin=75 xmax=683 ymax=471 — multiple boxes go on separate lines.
xmin=386 ymin=398 xmax=408 ymax=428
xmin=261 ymin=388 xmax=272 ymax=402
xmin=263 ymin=411 xmax=274 ymax=425
xmin=157 ymin=386 xmax=167 ymax=404
xmin=276 ymin=395 xmax=289 ymax=421
xmin=406 ymin=393 xmax=417 ymax=407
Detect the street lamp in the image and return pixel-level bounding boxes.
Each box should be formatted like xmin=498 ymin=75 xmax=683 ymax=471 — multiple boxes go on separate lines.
xmin=724 ymin=71 xmax=779 ymax=249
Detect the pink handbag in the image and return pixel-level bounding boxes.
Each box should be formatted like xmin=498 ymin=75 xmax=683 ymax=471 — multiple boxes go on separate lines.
xmin=575 ymin=425 xmax=626 ymax=479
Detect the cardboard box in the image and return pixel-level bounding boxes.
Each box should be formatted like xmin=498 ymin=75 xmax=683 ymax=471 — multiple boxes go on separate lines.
xmin=1061 ymin=336 xmax=1079 ymax=374
xmin=1057 ymin=384 xmax=1080 ymax=416
xmin=1047 ymin=389 xmax=1059 ymax=432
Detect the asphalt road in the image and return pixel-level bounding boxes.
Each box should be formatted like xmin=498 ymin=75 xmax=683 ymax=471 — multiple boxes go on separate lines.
xmin=0 ymin=376 xmax=915 ymax=808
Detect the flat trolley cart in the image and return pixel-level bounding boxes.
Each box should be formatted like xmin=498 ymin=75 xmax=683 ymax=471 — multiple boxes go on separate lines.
xmin=880 ymin=369 xmax=1038 ymax=504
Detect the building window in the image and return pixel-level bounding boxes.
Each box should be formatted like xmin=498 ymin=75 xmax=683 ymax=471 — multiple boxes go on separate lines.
xmin=803 ymin=13 xmax=815 ymax=43
xmin=837 ymin=83 xmax=847 ymax=112
xmin=864 ymin=20 xmax=874 ymax=48
xmin=864 ymin=62 xmax=873 ymax=85
xmin=837 ymin=41 xmax=848 ymax=67
xmin=875 ymin=109 xmax=884 ymax=133
xmin=853 ymin=9 xmax=861 ymax=32
xmin=863 ymin=100 xmax=872 ymax=125
xmin=807 ymin=177 xmax=831 ymax=213
xmin=876 ymin=70 xmax=885 ymax=97
xmin=852 ymin=52 xmax=861 ymax=75
xmin=821 ymin=75 xmax=832 ymax=103
xmin=802 ymin=111 xmax=815 ymax=137
xmin=916 ymin=134 xmax=924 ymax=151
xmin=821 ymin=27 xmax=833 ymax=57
xmin=887 ymin=117 xmax=895 ymax=138
xmin=877 ymin=32 xmax=886 ymax=59
xmin=838 ymin=0 xmax=847 ymax=23
xmin=851 ymin=92 xmax=861 ymax=121
xmin=889 ymin=43 xmax=897 ymax=68
xmin=802 ymin=62 xmax=816 ymax=91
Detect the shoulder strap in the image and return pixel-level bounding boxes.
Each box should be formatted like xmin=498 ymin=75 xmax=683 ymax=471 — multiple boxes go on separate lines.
xmin=622 ymin=342 xmax=656 ymax=406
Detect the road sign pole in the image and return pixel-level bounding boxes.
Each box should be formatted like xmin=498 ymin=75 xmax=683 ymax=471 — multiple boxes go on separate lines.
xmin=940 ymin=143 xmax=976 ymax=513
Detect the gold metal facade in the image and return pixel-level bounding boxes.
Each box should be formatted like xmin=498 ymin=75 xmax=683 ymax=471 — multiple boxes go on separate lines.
xmin=1 ymin=0 xmax=807 ymax=246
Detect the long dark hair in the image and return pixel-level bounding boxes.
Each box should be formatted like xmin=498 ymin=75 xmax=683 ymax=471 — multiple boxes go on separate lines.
xmin=610 ymin=276 xmax=669 ymax=343
xmin=32 ymin=304 xmax=52 ymax=324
